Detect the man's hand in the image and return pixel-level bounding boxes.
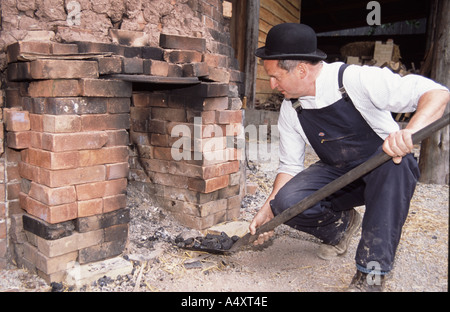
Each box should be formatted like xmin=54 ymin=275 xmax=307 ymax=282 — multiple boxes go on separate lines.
xmin=249 ymin=206 xmax=275 ymax=246
xmin=382 ymin=128 xmax=414 ymax=164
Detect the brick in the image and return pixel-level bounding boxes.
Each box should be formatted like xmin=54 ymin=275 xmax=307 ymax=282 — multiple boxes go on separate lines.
xmin=30 ymin=229 xmax=103 ymax=258
xmin=141 ymin=46 xmax=164 ymax=60
xmin=42 ymin=115 xmax=81 ymax=133
xmin=159 ymin=34 xmax=206 ymax=52
xmin=30 ymin=59 xmax=98 ymax=79
xmin=98 ymin=55 xmax=123 ymax=75
xmin=78 ymin=198 xmax=103 ymax=217
xmin=79 ymin=146 xmax=128 ymax=166
xmin=28 ymin=80 xmax=82 ymax=97
xmin=131 ymin=107 xmax=151 ymax=132
xmin=81 ymin=114 xmax=130 ymax=131
xmin=202 ymin=97 xmax=229 ymax=111
xmin=51 ymin=43 xmax=79 ymax=54
xmin=103 ymin=194 xmax=127 ymax=213
xmin=7 ymin=131 xmax=30 ymax=149
xmin=7 ymin=62 xmax=32 ymax=81
xmin=182 ymin=62 xmax=209 ymax=77
xmin=151 ymin=172 xmax=189 ymax=188
xmin=123 ymin=57 xmax=143 ymax=74
xmin=40 ymin=131 xmax=108 ymax=152
xmin=24 ymin=195 xmax=78 ymax=224
xmin=188 ymin=175 xmax=229 ymax=193
xmin=143 ymin=59 xmax=169 ymax=76
xmin=132 ymin=92 xmax=167 ymax=107
xmin=29 ymin=114 xmax=43 ymax=131
xmin=206 ymin=66 xmax=230 ymax=83
xmin=23 ymin=242 xmax=78 ymax=274
xmin=39 ymin=165 xmax=106 ymax=188
xmin=106 ymin=162 xmax=129 ymax=180
xmin=80 ymin=79 xmax=132 ymax=97
xmin=29 ymin=183 xmax=76 ymax=206
xmin=6 ymin=41 xmax=51 ymax=63
xmin=22 ymin=213 xmax=75 ymax=240
xmin=75 ymin=41 xmax=125 ymax=55
xmin=202 ymin=161 xmax=240 ymax=179
xmin=105 ymin=129 xmax=129 ymax=147
xmin=216 ymin=110 xmax=242 ymax=124
xmin=152 ymin=107 xmax=186 ymax=122
xmin=23 ymin=148 xmax=80 ymax=170
xmin=4 ymin=108 xmax=30 ymax=131
xmin=78 ymin=240 xmax=125 ymax=264
xmin=75 ymin=178 xmax=127 ymax=201
xmin=203 ymin=53 xmax=228 ymax=68
xmin=104 ymin=223 xmax=128 ymax=243
xmin=108 ymin=98 xmax=131 ymax=114
xmin=163 ymin=50 xmax=203 ymax=64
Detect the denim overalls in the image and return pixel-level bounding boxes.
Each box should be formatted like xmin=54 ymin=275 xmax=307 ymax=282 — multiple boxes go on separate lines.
xmin=271 ymin=64 xmax=420 ymax=274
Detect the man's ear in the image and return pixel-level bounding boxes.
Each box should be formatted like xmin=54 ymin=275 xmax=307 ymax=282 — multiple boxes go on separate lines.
xmin=297 ymin=62 xmax=307 ymax=79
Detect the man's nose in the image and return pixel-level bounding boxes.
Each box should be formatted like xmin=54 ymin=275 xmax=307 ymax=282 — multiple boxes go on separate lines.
xmin=269 ymin=77 xmax=278 ymax=90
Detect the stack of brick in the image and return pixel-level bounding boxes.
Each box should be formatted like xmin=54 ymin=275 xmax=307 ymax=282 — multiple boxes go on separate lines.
xmin=128 ymin=34 xmax=243 ymax=230
xmin=2 ymin=32 xmax=244 ymax=281
xmin=5 ymin=41 xmax=132 ymax=282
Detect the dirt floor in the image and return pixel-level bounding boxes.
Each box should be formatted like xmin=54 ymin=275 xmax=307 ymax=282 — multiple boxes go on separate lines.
xmin=0 ymin=145 xmax=448 ymax=293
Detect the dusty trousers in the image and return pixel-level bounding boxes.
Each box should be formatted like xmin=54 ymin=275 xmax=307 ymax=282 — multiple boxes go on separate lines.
xmin=270 ymin=64 xmax=420 ymax=273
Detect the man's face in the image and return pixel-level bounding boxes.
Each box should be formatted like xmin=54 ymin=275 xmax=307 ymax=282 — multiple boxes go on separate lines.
xmin=263 ymin=59 xmax=305 ymax=99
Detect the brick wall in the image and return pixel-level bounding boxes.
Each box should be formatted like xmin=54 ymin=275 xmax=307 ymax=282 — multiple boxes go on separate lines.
xmin=0 ymin=0 xmax=245 ymax=281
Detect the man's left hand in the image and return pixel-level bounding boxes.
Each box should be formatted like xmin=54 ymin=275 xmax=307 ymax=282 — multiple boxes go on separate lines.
xmin=382 ymin=129 xmax=414 ymax=164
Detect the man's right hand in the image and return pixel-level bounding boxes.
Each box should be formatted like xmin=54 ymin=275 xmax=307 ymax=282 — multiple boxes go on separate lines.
xmin=249 ymin=206 xmax=275 ymax=246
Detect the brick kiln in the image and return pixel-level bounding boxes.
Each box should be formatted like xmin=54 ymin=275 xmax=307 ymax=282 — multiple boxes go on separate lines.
xmin=0 ymin=0 xmax=245 ymax=283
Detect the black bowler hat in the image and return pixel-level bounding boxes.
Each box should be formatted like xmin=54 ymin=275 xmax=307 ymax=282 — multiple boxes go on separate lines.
xmin=255 ymin=23 xmax=327 ymax=61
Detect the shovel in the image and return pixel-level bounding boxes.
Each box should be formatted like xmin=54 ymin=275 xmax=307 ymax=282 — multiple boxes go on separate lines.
xmin=182 ymin=113 xmax=450 ymax=254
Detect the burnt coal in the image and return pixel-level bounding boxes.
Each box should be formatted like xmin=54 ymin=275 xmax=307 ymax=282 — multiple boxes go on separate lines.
xmin=175 ymin=231 xmax=240 ymax=252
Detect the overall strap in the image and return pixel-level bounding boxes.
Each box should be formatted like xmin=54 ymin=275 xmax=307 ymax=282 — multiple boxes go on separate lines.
xmin=338 ymin=64 xmax=350 ymax=101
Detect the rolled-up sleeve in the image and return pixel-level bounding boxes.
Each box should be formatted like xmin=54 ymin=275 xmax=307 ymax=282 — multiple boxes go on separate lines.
xmin=277 ymin=101 xmax=306 ymax=176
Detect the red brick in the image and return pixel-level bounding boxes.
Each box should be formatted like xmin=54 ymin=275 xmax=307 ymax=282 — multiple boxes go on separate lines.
xmin=152 ymin=107 xmax=186 ymax=122
xmin=80 ymin=79 xmax=132 ymax=97
xmin=202 ymin=97 xmax=229 ymax=111
xmin=38 ymin=165 xmax=106 ymax=187
xmin=106 ymin=162 xmax=129 ymax=180
xmin=81 ymin=114 xmax=130 ymax=131
xmin=51 ymin=43 xmax=79 ymax=54
xmin=42 ymin=115 xmax=81 ymax=133
xmin=188 ymin=175 xmax=229 ymax=193
xmin=108 ymin=98 xmax=131 ymax=114
xmin=123 ymin=57 xmax=144 ymax=74
xmin=159 ymin=34 xmax=206 ymax=52
xmin=103 ymin=194 xmax=127 ymax=213
xmin=28 ymin=182 xmax=76 ymax=206
xmin=24 ymin=148 xmax=80 ymax=170
xmin=182 ymin=62 xmax=209 ymax=77
xmin=78 ymin=198 xmax=103 ymax=217
xmin=203 ymin=53 xmax=228 ymax=68
xmin=105 ymin=129 xmax=129 ymax=147
xmin=28 ymin=80 xmax=81 ymax=97
xmin=98 ymin=56 xmax=123 ymax=75
xmin=206 ymin=66 xmax=230 ymax=83
xmin=7 ymin=131 xmax=30 ymax=149
xmin=132 ymin=92 xmax=167 ymax=107
xmin=30 ymin=59 xmax=98 ymax=79
xmin=6 ymin=41 xmax=51 ymax=63
xmin=29 ymin=114 xmax=44 ymax=131
xmin=23 ymin=195 xmax=78 ymax=224
xmin=40 ymin=131 xmax=108 ymax=152
xmin=75 ymin=178 xmax=127 ymax=200
xmin=216 ymin=110 xmax=242 ymax=124
xmin=163 ymin=50 xmax=203 ymax=64
xmin=202 ymin=161 xmax=240 ymax=179
xmin=143 ymin=59 xmax=169 ymax=76
xmin=79 ymin=146 xmax=128 ymax=166
xmin=19 ymin=162 xmax=40 ymax=182
xmin=4 ymin=108 xmax=30 ymax=131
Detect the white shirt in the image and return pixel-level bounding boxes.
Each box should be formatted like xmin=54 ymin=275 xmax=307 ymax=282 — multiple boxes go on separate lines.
xmin=277 ymin=61 xmax=449 ymax=176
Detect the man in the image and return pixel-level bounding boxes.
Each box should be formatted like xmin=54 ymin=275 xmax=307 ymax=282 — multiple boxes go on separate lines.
xmin=249 ymin=23 xmax=449 ymax=291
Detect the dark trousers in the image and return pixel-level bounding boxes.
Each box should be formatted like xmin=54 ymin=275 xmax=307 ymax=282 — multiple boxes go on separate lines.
xmin=270 ymin=146 xmax=420 ymax=273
